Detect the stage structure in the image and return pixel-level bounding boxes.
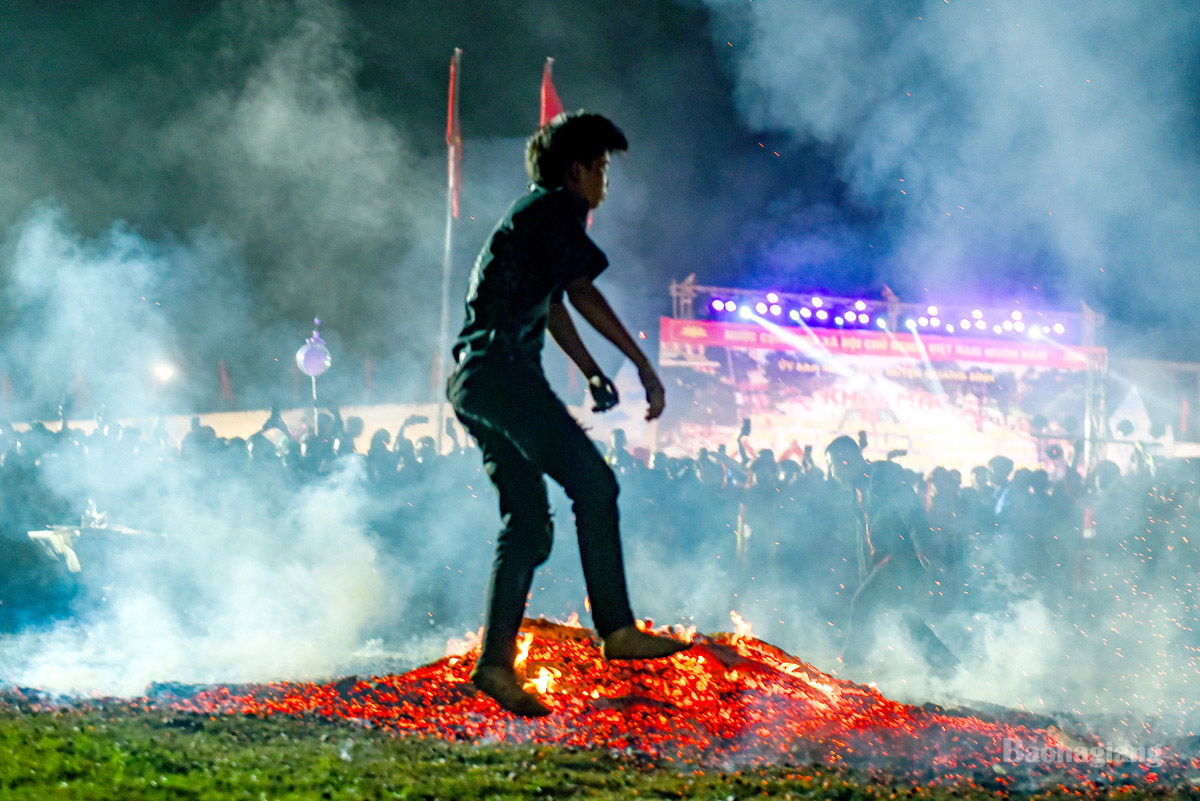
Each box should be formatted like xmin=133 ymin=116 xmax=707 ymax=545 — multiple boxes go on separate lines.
xmin=660 ymin=276 xmax=1109 ymax=474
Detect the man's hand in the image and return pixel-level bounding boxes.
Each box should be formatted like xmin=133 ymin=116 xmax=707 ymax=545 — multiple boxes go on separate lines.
xmin=588 ymin=374 xmax=619 ymax=412
xmin=639 ymin=366 xmax=665 ymax=421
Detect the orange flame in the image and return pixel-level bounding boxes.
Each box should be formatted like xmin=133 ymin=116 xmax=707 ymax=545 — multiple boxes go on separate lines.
xmin=730 ymin=610 xmax=753 ymax=643
xmin=514 ymin=632 xmax=534 ymax=670
xmin=524 ymin=666 xmax=561 ymax=695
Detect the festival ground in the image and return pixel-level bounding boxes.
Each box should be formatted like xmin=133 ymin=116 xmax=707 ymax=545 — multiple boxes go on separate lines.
xmin=3 ymin=618 xmax=1196 ymax=799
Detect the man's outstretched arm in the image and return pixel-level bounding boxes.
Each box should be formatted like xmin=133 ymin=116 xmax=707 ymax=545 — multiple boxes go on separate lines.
xmin=564 ymin=278 xmax=664 ymax=420
xmin=547 ymin=301 xmax=601 ymax=380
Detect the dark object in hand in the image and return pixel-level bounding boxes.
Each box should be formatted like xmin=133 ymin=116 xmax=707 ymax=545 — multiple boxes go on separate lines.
xmin=589 ymin=374 xmax=619 ymax=412
xmin=739 ymin=418 xmax=751 ymax=438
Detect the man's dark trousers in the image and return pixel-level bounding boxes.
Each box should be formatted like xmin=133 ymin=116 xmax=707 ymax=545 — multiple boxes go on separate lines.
xmin=448 ymin=355 xmax=636 ymax=668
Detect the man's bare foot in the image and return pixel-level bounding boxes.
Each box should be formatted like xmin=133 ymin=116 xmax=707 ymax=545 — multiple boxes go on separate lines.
xmin=469 ymin=665 xmax=551 ymax=717
xmin=601 ymin=624 xmax=692 ymax=660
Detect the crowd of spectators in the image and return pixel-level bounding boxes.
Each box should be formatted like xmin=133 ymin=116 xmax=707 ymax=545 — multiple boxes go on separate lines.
xmin=2 ymin=406 xmax=1199 ymax=667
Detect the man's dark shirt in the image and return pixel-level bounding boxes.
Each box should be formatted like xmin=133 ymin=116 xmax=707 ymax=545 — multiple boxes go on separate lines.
xmin=452 ymin=185 xmax=607 ymax=376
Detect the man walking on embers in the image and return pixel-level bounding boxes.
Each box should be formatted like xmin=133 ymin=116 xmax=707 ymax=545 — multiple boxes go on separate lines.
xmin=447 ymin=112 xmax=690 ymax=717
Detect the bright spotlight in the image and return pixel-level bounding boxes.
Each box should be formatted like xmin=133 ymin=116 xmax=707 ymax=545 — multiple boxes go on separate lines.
xmin=1011 ymin=310 xmax=1023 ymax=320
xmin=1014 ymin=321 xmax=1025 ymax=332
xmin=712 ymin=299 xmax=725 ymax=312
xmin=960 ymin=319 xmax=970 ymax=330
xmin=154 ymin=364 xmax=176 ymax=382
xmin=1053 ymin=323 xmax=1065 ymax=334
xmin=755 ymin=302 xmax=768 ymax=314
xmin=726 ymin=300 xmax=738 ymax=312
xmin=930 ymin=316 xmax=940 ymax=327
xmin=800 ymin=307 xmax=812 ymax=318
xmin=918 ymin=316 xmax=929 ymax=327
xmin=1002 ymin=320 xmax=1014 ymax=331
xmin=927 ymin=305 xmax=938 ymax=316
xmin=971 ymin=309 xmax=983 ymax=319
xmin=789 ymin=309 xmax=801 ymax=321
xmin=854 ymin=300 xmax=867 ymax=311
xmin=975 ymin=320 xmax=986 ymax=330
xmin=845 ymin=311 xmax=858 ymax=323
xmin=767 ymin=292 xmax=780 ymax=303
xmin=992 ymin=325 xmax=1002 ymax=334
xmin=1042 ymin=325 xmax=1051 ymax=334
xmin=769 ymin=304 xmax=782 ymax=316
xmin=905 ymin=319 xmax=917 ymax=330
xmin=739 ymin=305 xmax=752 ymax=319
xmin=877 ymin=318 xmax=887 ymax=329
xmin=945 ymin=324 xmax=954 ymax=333
xmin=860 ymin=314 xmax=870 ymax=325
xmin=816 ymin=309 xmax=829 ymax=320
xmin=811 ymin=296 xmax=823 ymax=308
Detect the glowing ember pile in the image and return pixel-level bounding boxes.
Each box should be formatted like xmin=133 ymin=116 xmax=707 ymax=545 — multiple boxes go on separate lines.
xmin=167 ymin=616 xmax=1191 ymax=787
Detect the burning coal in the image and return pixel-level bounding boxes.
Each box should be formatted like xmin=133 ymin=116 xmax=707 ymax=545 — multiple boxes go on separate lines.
xmin=162 ymin=615 xmax=1197 ymax=789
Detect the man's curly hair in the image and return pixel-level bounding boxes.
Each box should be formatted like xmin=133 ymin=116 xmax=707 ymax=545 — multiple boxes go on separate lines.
xmin=526 ymin=112 xmax=628 ymax=189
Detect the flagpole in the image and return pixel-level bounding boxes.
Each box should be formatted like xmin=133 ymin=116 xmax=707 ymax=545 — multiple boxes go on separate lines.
xmin=437 ymin=47 xmax=462 ymax=453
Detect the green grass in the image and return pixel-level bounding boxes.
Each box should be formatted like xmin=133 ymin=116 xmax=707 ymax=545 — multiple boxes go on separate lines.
xmin=0 ymin=702 xmax=1196 ymax=800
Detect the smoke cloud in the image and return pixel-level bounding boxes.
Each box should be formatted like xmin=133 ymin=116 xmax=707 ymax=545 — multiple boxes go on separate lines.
xmin=704 ymin=0 xmax=1200 ymax=354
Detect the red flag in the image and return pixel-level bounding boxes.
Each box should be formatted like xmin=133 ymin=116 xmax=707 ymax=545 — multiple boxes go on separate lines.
xmin=218 ymin=360 xmax=234 ymax=402
xmin=540 ymin=57 xmax=564 ymax=127
xmin=446 ymin=48 xmax=463 ymax=219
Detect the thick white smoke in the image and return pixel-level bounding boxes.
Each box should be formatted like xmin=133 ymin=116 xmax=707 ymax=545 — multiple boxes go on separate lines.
xmin=696 ymin=0 xmax=1200 ymax=744
xmin=704 ymin=0 xmax=1200 ymax=344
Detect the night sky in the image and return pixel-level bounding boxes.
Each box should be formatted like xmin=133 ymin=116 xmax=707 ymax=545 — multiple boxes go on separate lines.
xmin=0 ymin=0 xmax=1197 ymax=415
